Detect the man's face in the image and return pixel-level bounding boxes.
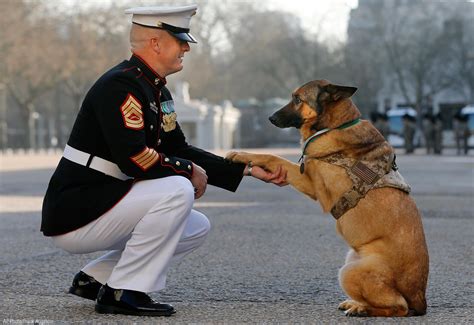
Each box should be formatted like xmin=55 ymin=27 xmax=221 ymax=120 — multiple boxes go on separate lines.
xmin=157 ymin=31 xmax=190 ymax=76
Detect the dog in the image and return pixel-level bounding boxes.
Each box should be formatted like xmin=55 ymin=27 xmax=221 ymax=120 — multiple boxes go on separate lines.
xmin=227 ymin=80 xmax=429 ymax=317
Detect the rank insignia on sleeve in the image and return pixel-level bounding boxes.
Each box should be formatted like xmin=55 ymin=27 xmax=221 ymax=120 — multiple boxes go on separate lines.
xmin=130 ymin=147 xmax=160 ymax=171
xmin=120 ymin=94 xmax=144 ymax=130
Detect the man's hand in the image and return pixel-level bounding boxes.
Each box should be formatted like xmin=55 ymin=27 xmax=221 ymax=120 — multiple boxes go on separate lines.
xmin=191 ymin=163 xmax=208 ymax=199
xmin=249 ymin=165 xmax=289 ymax=187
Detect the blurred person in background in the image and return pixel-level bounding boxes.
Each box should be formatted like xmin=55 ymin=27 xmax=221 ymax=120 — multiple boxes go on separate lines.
xmin=370 ymin=112 xmax=389 ymax=139
xmin=402 ymin=114 xmax=416 ymax=154
xmin=453 ymin=111 xmax=470 ymax=155
xmin=422 ymin=113 xmax=434 ymax=154
xmin=433 ymin=113 xmax=443 ymax=155
xmin=41 ymin=4 xmax=287 ymax=317
xmin=376 ymin=112 xmax=390 ymax=139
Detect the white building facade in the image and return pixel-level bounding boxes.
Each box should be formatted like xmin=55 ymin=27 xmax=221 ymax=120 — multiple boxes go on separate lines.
xmin=172 ymin=82 xmax=241 ymax=150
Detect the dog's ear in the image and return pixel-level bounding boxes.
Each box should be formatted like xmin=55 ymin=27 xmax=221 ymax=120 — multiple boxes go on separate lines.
xmin=323 ymin=84 xmax=357 ymax=102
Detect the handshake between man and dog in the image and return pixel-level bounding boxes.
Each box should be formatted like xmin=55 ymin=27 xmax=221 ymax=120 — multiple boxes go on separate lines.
xmin=226 ymin=80 xmax=429 ymax=317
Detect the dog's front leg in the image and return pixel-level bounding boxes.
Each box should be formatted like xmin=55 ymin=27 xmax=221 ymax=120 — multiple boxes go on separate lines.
xmin=226 ymin=151 xmax=316 ymax=199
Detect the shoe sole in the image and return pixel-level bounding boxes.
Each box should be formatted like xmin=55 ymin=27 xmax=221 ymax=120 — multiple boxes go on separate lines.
xmin=68 ymin=287 xmax=98 ymax=301
xmin=95 ymin=303 xmax=175 ymax=317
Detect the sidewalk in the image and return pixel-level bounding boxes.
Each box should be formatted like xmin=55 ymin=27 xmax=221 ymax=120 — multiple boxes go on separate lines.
xmin=0 ymin=149 xmax=473 ymax=323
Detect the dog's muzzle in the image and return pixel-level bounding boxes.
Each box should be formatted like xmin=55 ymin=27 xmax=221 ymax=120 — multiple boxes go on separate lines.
xmin=268 ymin=115 xmax=280 ymax=126
xmin=268 ymin=113 xmax=303 ymax=129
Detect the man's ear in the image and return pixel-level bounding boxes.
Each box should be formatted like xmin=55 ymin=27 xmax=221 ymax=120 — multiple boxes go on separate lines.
xmin=323 ymin=84 xmax=357 ymax=102
xmin=150 ymin=38 xmax=161 ymax=54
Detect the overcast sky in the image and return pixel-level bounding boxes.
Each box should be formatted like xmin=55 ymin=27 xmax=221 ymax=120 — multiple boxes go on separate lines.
xmin=266 ymin=0 xmax=359 ymax=42
xmin=56 ymin=0 xmax=359 ymax=42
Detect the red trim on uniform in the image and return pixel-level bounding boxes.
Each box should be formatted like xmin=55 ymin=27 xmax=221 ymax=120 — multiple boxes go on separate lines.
xmin=142 ymin=75 xmax=158 ymax=88
xmin=160 ymin=159 xmax=192 ymax=178
xmin=130 ymin=147 xmax=160 ymax=171
xmin=122 ymin=66 xmax=137 ymax=72
xmin=122 ymin=66 xmax=143 ymax=79
xmin=132 ymin=54 xmax=167 ymax=84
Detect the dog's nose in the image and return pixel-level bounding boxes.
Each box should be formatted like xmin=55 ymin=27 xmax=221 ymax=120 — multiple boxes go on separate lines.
xmin=269 ymin=115 xmax=277 ymax=125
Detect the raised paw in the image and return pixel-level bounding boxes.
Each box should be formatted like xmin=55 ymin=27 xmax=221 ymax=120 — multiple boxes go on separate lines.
xmin=225 ymin=151 xmax=252 ymax=164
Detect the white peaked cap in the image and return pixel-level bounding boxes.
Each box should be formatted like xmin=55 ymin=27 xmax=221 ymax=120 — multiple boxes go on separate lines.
xmin=125 ymin=4 xmax=198 ymax=43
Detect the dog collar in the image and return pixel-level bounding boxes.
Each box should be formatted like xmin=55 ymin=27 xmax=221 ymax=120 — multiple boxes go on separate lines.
xmin=298 ymin=118 xmax=361 ymax=173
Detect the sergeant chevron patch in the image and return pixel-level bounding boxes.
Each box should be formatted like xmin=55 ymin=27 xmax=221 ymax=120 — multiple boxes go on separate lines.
xmin=130 ymin=147 xmax=160 ymax=171
xmin=120 ymin=94 xmax=144 ymax=130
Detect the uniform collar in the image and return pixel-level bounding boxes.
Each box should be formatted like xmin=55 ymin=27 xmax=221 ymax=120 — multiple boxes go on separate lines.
xmin=130 ymin=54 xmax=167 ymax=89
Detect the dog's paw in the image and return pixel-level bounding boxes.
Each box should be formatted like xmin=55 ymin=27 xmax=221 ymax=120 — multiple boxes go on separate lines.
xmin=225 ymin=151 xmax=238 ymax=160
xmin=338 ymin=300 xmax=355 ymax=311
xmin=339 ymin=300 xmax=368 ymax=317
xmin=225 ymin=151 xmax=251 ymax=164
xmin=344 ymin=305 xmax=369 ymax=317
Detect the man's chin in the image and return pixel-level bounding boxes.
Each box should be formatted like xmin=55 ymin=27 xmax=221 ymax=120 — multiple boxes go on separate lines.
xmin=170 ymin=65 xmax=184 ymax=75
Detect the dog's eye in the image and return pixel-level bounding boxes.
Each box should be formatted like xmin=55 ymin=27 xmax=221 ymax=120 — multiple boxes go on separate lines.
xmin=294 ymin=96 xmax=302 ymax=105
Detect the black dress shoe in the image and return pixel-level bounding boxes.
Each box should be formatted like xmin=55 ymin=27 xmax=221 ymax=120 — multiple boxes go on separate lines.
xmin=68 ymin=271 xmax=102 ymax=301
xmin=95 ymin=284 xmax=175 ymax=316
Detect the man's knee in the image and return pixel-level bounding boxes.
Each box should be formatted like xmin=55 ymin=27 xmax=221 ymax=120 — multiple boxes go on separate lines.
xmin=171 ymin=176 xmax=194 ymax=207
xmin=148 ymin=176 xmax=194 ymax=214
xmin=134 ymin=177 xmax=194 ymax=235
xmin=184 ymin=211 xmax=211 ymax=242
xmin=195 ymin=212 xmax=211 ymax=239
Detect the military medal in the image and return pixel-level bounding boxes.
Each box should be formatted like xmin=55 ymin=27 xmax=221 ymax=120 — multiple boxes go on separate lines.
xmin=160 ymin=100 xmax=177 ymax=132
xmin=162 ymin=112 xmax=177 ymax=132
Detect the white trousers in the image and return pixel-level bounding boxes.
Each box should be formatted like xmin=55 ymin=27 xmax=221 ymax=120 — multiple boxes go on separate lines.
xmin=52 ymin=176 xmax=210 ymax=293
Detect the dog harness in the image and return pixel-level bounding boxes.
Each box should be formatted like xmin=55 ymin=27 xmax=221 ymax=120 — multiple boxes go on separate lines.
xmin=316 ymin=152 xmax=411 ymax=219
xmin=300 ymin=119 xmax=411 ymax=220
xmin=298 ymin=118 xmax=361 ymax=174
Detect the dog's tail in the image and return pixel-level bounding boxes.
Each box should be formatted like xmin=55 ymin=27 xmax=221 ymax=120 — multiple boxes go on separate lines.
xmin=407 ymin=292 xmax=427 ymax=316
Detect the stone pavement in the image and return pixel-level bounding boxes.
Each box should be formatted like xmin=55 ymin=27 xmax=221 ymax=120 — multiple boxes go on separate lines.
xmin=0 ymin=149 xmax=473 ymax=323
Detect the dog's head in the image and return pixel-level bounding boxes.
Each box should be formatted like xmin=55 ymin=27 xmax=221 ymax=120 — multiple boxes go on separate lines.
xmin=269 ymin=80 xmax=360 ymax=131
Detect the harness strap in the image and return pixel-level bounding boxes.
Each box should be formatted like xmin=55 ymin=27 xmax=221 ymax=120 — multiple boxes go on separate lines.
xmin=315 ymin=152 xmax=402 ymax=219
xmin=299 ymin=118 xmax=361 ymax=173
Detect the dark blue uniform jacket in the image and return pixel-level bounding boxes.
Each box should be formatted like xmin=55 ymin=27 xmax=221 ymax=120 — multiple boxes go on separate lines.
xmin=41 ymin=54 xmax=245 ymax=236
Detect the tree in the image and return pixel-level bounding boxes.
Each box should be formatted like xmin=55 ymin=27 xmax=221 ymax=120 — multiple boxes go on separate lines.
xmin=52 ymin=2 xmax=129 ymax=146
xmin=1 ymin=0 xmax=65 ymax=148
xmin=345 ymin=0 xmax=473 ymax=117
xmin=440 ymin=15 xmax=474 ymax=103
xmin=181 ymin=3 xmax=338 ymax=102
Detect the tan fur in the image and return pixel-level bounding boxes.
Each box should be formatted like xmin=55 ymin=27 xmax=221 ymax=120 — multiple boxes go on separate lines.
xmin=227 ymin=80 xmax=429 ymax=317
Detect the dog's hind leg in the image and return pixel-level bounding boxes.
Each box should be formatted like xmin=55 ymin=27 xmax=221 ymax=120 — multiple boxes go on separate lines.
xmin=338 ymin=253 xmax=409 ymax=317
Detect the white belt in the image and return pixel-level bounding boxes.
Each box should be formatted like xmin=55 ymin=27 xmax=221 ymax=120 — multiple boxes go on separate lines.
xmin=63 ymin=145 xmax=132 ymax=181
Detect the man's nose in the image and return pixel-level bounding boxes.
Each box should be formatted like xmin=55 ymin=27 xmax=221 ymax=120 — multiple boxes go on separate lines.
xmin=183 ymin=42 xmax=190 ymax=52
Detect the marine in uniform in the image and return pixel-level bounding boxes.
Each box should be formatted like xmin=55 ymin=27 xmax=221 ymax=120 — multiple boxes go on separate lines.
xmin=374 ymin=112 xmax=390 ymax=139
xmin=422 ymin=113 xmax=434 ymax=154
xmin=433 ymin=112 xmax=443 ymax=154
xmin=453 ymin=112 xmax=470 ymax=155
xmin=41 ymin=4 xmax=286 ymax=317
xmin=402 ymin=114 xmax=416 ymax=154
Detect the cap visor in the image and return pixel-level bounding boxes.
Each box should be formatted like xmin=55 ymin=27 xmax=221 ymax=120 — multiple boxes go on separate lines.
xmin=171 ymin=32 xmax=197 ymax=43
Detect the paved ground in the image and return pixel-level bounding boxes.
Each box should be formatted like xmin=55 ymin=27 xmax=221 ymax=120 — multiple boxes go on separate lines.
xmin=0 ymin=149 xmax=473 ymax=324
